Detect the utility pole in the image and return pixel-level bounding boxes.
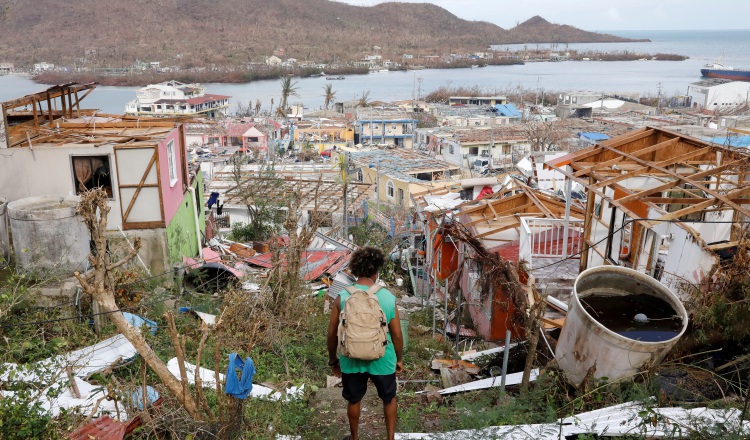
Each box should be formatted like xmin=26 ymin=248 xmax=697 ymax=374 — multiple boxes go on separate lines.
xmin=657 ymin=82 xmax=663 ymax=115
xmin=535 ymin=76 xmax=541 ymax=106
xmin=376 ymin=158 xmax=381 ymax=214
xmin=342 ymin=153 xmax=349 ymax=238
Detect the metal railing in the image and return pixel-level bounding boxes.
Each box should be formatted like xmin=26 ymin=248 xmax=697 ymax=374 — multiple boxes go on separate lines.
xmin=519 ymin=217 xmax=584 ymax=268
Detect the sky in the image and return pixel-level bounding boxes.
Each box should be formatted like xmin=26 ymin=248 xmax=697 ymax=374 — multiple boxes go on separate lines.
xmin=337 ymin=0 xmax=750 ymax=31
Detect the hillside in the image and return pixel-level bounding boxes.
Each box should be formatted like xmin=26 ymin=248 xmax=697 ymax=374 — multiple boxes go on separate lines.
xmin=0 ymin=0 xmax=644 ymax=68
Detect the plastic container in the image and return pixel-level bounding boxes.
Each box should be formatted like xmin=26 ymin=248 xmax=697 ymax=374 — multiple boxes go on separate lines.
xmin=555 ymin=266 xmax=688 ymax=386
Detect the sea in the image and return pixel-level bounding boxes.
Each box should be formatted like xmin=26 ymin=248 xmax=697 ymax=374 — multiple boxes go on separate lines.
xmin=1 ymin=30 xmax=749 ymax=114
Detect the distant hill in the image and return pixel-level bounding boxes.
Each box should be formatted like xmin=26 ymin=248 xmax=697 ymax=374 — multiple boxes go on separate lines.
xmin=0 ymin=1 xmax=645 ymax=69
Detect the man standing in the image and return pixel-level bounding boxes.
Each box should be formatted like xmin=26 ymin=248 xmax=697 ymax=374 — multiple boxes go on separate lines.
xmin=327 ymin=246 xmax=404 ymax=440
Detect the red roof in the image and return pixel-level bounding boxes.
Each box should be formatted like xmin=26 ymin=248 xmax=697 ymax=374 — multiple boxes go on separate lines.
xmin=246 ymin=249 xmax=351 ymax=280
xmin=69 ymin=416 xmax=126 ymax=440
xmin=225 ymin=121 xmax=256 ymax=137
xmin=185 ymin=94 xmax=231 ymax=105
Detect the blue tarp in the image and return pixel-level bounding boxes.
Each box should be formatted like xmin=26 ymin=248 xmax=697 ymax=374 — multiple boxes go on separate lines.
xmin=494 ymin=104 xmax=522 ymax=118
xmin=703 ymin=135 xmax=750 ymax=148
xmin=130 ymin=386 xmax=160 ymax=410
xmin=577 ymin=132 xmax=611 ymax=142
xmin=123 ymin=312 xmax=158 ymax=335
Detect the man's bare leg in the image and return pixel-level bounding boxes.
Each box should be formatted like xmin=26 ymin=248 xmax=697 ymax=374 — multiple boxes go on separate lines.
xmin=384 ymin=397 xmax=397 ymax=440
xmin=347 ymin=400 xmax=362 ymax=440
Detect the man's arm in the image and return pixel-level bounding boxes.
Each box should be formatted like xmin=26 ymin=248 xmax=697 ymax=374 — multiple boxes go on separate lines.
xmin=388 ymin=307 xmax=404 ymax=374
xmin=326 ymin=297 xmax=342 ymax=376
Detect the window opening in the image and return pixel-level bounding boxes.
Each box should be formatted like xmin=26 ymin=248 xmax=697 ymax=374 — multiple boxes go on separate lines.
xmin=72 ymin=155 xmax=113 ymax=197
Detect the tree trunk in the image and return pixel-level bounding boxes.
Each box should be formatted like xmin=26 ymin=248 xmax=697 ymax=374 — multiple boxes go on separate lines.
xmin=75 ymin=189 xmax=204 ymax=421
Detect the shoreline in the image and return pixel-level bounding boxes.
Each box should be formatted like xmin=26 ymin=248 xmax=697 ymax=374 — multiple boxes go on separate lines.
xmin=31 ymin=52 xmax=687 ymax=87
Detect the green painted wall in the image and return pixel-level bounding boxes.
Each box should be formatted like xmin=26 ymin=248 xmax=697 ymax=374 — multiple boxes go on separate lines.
xmin=166 ymin=173 xmax=205 ymax=263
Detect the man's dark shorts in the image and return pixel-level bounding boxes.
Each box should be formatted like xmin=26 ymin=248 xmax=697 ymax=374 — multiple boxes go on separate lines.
xmin=341 ymin=372 xmax=397 ymax=404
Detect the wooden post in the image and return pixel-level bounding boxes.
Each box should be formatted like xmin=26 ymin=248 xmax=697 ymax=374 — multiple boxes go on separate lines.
xmin=92 ymin=299 xmax=104 ymax=336
xmin=579 ymin=175 xmax=596 ymax=273
xmin=66 ymin=366 xmax=81 ymax=399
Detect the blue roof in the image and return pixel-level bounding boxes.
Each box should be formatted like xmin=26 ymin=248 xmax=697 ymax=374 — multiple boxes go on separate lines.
xmin=494 ymin=104 xmax=522 ymax=118
xmin=702 ymin=135 xmax=750 ymax=148
xmin=577 ymin=132 xmax=611 ymax=141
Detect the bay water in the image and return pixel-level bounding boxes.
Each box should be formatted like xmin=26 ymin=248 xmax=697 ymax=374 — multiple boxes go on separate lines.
xmin=0 ymin=30 xmax=748 ymax=114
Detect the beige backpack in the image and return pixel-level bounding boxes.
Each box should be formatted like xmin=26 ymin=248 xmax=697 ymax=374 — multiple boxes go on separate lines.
xmin=338 ymin=284 xmax=389 ymax=361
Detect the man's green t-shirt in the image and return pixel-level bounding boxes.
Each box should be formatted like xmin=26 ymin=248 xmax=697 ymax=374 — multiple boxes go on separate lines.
xmin=338 ymin=283 xmax=397 ymax=376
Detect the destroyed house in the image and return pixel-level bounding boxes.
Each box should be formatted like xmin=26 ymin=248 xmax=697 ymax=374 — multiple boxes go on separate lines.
xmin=205 ymin=165 xmax=374 ymax=233
xmin=0 ymin=84 xmax=205 ymax=273
xmin=347 ymin=147 xmax=462 ymax=209
xmin=547 ymin=127 xmax=750 ymax=298
xmin=417 ymin=181 xmax=585 ymax=341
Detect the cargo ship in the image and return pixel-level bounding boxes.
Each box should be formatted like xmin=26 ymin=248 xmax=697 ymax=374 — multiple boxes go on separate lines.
xmin=700 ymin=62 xmax=750 ymax=82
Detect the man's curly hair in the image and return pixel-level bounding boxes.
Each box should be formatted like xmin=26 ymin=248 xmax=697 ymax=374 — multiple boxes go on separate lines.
xmin=349 ymin=246 xmax=386 ymax=278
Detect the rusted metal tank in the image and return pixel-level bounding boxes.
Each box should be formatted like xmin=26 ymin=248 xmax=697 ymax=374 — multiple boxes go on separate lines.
xmin=555 ymin=266 xmax=688 ymax=386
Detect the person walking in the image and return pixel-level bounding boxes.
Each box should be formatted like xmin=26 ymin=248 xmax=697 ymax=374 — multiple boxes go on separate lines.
xmin=327 ymin=246 xmax=404 ymax=440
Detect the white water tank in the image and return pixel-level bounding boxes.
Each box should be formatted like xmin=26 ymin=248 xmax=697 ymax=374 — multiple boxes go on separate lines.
xmin=0 ymin=196 xmax=9 ymax=263
xmin=7 ymin=196 xmax=90 ymax=275
xmin=555 ymin=266 xmax=688 ymax=386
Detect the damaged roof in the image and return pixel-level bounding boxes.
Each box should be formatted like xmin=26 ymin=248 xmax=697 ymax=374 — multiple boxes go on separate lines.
xmin=1 ymin=83 xmax=188 ymax=149
xmin=348 ymin=148 xmax=460 ymax=183
xmin=208 ymin=170 xmax=374 ymax=213
xmin=547 ymin=127 xmax=750 ymax=228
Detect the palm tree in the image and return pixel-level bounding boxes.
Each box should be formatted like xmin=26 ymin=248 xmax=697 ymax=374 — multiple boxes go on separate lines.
xmin=356 ymin=90 xmax=371 ymax=108
xmin=323 ymin=84 xmax=336 ymax=111
xmin=278 ymin=76 xmax=300 ymax=117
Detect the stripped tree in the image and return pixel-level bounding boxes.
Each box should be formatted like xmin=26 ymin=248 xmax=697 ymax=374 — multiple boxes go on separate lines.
xmin=74 ymin=188 xmax=206 ymax=421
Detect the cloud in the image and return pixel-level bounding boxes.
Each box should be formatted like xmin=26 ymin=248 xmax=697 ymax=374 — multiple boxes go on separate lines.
xmin=606 ymin=7 xmax=622 ymax=22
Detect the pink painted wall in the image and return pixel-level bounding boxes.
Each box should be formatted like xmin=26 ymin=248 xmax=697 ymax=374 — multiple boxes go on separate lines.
xmin=159 ymin=128 xmax=188 ymax=225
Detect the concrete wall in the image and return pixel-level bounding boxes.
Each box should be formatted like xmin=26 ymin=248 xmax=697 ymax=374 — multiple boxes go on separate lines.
xmin=0 ymin=145 xmax=122 ymax=228
xmin=109 ymin=228 xmax=171 ymax=280
xmin=166 ymin=173 xmax=205 ymax=263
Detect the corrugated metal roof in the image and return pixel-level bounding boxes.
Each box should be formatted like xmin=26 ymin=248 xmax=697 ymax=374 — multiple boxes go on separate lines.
xmin=494 ymin=104 xmax=522 ymax=118
xmin=349 ymin=148 xmax=459 ymax=183
xmin=69 ymin=415 xmax=126 ymax=440
xmin=246 ymin=249 xmax=352 ymax=280
xmin=577 ymin=131 xmax=611 ymax=141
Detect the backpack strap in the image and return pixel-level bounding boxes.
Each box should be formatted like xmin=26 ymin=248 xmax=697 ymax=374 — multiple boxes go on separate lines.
xmin=344 ymin=283 xmax=383 ymax=296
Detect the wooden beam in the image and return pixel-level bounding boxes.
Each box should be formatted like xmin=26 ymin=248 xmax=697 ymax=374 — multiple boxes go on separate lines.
xmin=572 ymin=137 xmax=679 ymax=178
xmin=596 ymin=143 xmax=750 ymax=217
xmin=616 ymin=161 xmax=748 ymax=204
xmin=580 ymin=175 xmax=596 ymax=273
xmin=591 ymin=147 xmax=713 ymax=190
xmin=656 ymin=199 xmax=717 ymax=221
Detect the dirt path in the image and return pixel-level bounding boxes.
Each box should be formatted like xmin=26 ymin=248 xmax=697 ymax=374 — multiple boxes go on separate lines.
xmin=306 ymin=384 xmax=393 ymax=439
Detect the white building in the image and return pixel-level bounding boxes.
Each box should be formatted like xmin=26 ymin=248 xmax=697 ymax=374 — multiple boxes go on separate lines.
xmin=687 ymin=78 xmax=750 ymax=111
xmin=124 ymin=80 xmax=230 ymax=118
xmin=33 ymin=62 xmax=55 ymax=71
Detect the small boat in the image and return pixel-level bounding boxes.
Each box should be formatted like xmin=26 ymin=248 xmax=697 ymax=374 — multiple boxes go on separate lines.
xmin=700 ymin=62 xmax=750 ymax=82
xmin=325 ymin=75 xmax=345 ymax=80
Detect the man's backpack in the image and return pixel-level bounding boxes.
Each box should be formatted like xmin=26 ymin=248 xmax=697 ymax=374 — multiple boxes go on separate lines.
xmin=338 ymin=284 xmax=389 ymax=361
